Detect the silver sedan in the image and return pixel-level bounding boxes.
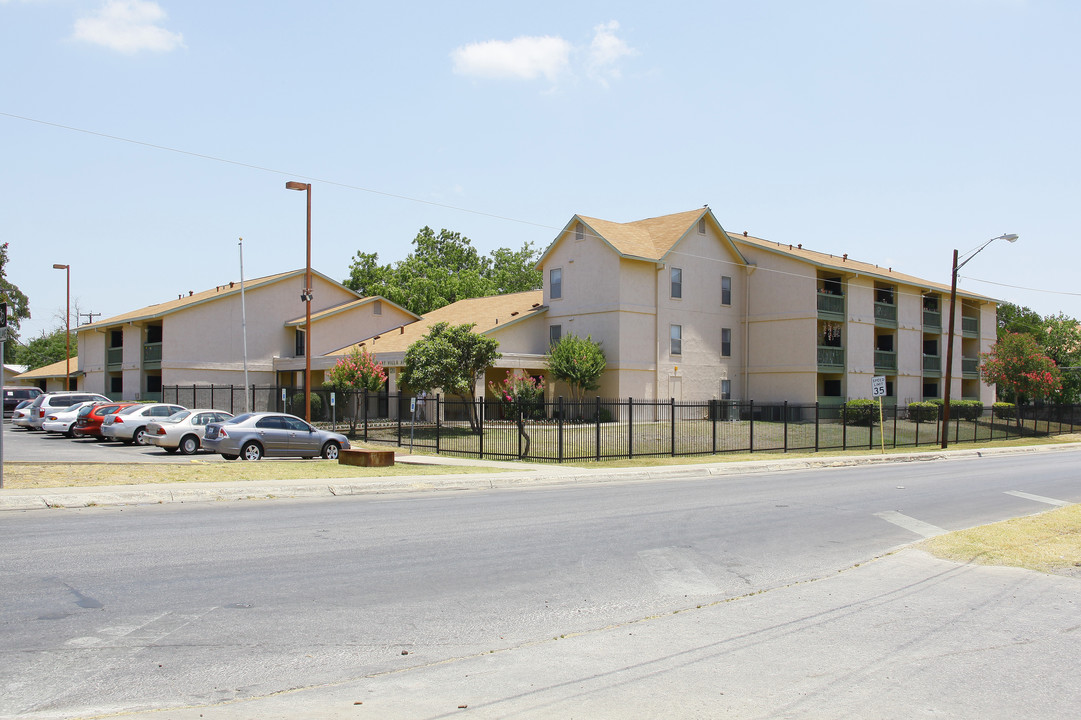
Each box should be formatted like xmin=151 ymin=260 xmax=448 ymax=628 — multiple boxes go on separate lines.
xmin=202 ymin=412 xmax=350 ymax=461
xmin=146 ymin=409 xmax=234 ymax=455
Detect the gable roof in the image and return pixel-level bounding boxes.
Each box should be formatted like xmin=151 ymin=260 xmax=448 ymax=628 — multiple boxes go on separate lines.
xmin=327 ymin=290 xmax=546 ymax=357
xmin=284 ymin=296 xmax=419 ymax=328
xmin=730 ymin=232 xmax=996 ymax=302
xmin=78 ymin=269 xmax=362 ymax=331
xmin=537 ymin=207 xmax=749 ymax=267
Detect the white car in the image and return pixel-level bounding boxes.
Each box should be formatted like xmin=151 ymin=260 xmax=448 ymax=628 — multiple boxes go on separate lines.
xmin=146 ymin=409 xmax=234 ymax=454
xmin=18 ymin=392 xmax=110 ymax=430
xmin=101 ymin=403 xmax=187 ymax=445
xmin=41 ymin=401 xmax=100 ymax=437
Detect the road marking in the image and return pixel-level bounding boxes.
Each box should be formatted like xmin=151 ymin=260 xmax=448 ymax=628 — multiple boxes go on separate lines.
xmin=873 ymin=511 xmax=947 ymax=538
xmin=638 ymin=547 xmax=721 ymax=597
xmin=1004 ymin=490 xmax=1070 ymax=507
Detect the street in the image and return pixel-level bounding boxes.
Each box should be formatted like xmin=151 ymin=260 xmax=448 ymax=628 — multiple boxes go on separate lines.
xmin=1 ymin=448 xmax=1079 ymax=718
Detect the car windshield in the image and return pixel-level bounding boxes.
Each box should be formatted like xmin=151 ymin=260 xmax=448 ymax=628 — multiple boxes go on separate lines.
xmin=164 ymin=411 xmax=191 ymax=423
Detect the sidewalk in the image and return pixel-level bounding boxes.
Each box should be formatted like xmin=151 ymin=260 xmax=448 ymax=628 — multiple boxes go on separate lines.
xmin=107 ymin=548 xmax=1081 ymax=719
xmin=1 ymin=442 xmax=1077 ymax=512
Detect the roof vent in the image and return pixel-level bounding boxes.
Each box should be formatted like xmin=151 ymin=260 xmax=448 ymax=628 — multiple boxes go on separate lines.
xmin=532 ymin=303 xmax=540 ymax=308
xmin=400 ymin=326 xmax=405 ymax=334
xmin=230 ymin=281 xmax=234 ymax=289
xmin=189 ymin=290 xmax=194 ymax=296
xmin=789 ymin=244 xmax=792 ymax=250
xmin=842 ymin=254 xmax=848 ymax=262
xmin=510 ymin=311 xmax=519 ymax=317
xmin=798 ymin=244 xmax=802 ymax=249
xmin=743 ymin=231 xmax=748 ymax=236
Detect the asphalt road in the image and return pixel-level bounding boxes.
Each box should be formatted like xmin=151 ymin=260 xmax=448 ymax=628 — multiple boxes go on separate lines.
xmin=1 ymin=419 xmax=204 ymax=464
xmin=1 ymin=448 xmax=1079 ymax=717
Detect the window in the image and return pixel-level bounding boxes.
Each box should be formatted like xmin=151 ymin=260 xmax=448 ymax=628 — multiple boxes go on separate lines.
xmin=550 ymin=268 xmax=562 ymax=299
xmin=698 ymin=217 xmax=706 ymax=235
xmin=575 ymin=222 xmax=584 ymax=241
xmin=549 ymin=324 xmax=561 ymax=346
xmin=295 ymin=328 xmax=305 ymax=356
xmin=671 ymin=267 xmax=682 ymax=299
xmin=146 ymin=325 xmax=163 ymax=343
xmin=923 ymin=381 xmax=939 ymax=398
xmin=109 ymin=330 xmax=123 ymax=348
xmin=670 ymin=325 xmax=682 ymax=356
xmin=373 ymin=300 xmax=382 ymax=315
xmin=721 ymin=379 xmax=731 ymax=400
xmin=923 ymin=338 xmax=938 ymax=356
xmin=721 ymin=275 xmax=731 ymax=305
xmin=146 ymin=375 xmax=162 ymax=394
xmin=823 ymin=379 xmax=842 ymax=397
xmin=721 ymin=328 xmax=731 ymax=357
xmin=110 ymin=376 xmax=122 ymax=393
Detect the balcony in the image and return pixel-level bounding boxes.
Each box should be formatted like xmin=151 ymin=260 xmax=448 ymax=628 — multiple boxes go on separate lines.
xmin=923 ymin=354 xmax=941 ymax=376
xmin=962 ymin=316 xmax=979 ymax=338
xmin=817 ymin=292 xmax=845 ymax=320
xmin=874 ymin=350 xmax=897 ymax=373
xmin=106 ymin=347 xmax=123 ymax=369
xmin=817 ymin=346 xmax=845 ymax=371
xmin=962 ymin=356 xmax=980 ymax=378
xmin=143 ymin=342 xmax=162 ymax=370
xmin=873 ymin=302 xmax=897 ymax=327
xmin=923 ymin=309 xmax=941 ymax=331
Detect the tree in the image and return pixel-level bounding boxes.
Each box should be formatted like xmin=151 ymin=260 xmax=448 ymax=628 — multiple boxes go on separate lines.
xmin=400 ymin=322 xmax=501 ymax=433
xmin=15 ymin=327 xmax=73 ymax=370
xmin=980 ymin=332 xmax=1062 ymax=404
xmin=546 ymin=334 xmax=606 ymax=414
xmin=997 ymin=302 xmax=1044 ymax=340
xmin=1041 ymin=313 xmax=1081 ymax=404
xmin=488 ymin=370 xmax=545 ymax=458
xmin=344 ymin=229 xmax=542 ymax=316
xmin=325 ymin=346 xmax=387 ymax=435
xmin=0 ymin=242 xmax=31 ymax=361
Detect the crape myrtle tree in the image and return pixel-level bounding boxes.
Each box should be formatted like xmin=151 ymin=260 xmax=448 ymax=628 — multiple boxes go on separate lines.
xmin=980 ymin=332 xmax=1062 ymax=406
xmin=400 ymin=322 xmax=501 ymax=434
xmin=324 ymin=346 xmax=387 ymax=435
xmin=546 ymin=333 xmax=606 ymax=419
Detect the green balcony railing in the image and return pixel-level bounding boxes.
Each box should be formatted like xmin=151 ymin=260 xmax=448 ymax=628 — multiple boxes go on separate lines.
xmin=962 ymin=356 xmax=980 ymax=376
xmin=143 ymin=342 xmax=163 ymax=364
xmin=873 ymin=302 xmax=897 ymax=325
xmin=106 ymin=347 xmax=123 ymax=367
xmin=961 ymin=316 xmax=979 ymax=337
xmin=817 ymin=346 xmax=845 ymax=370
xmin=817 ymin=292 xmax=844 ymax=317
xmin=923 ymin=354 xmax=941 ymax=373
xmin=874 ymin=350 xmax=897 ymax=372
xmin=923 ymin=309 xmax=941 ymax=330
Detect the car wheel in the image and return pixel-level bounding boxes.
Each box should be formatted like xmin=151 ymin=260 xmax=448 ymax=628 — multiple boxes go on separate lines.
xmin=65 ymin=423 xmax=76 ymax=438
xmin=321 ymin=441 xmax=341 ymax=460
xmin=222 ymin=454 xmax=238 ymax=461
xmin=132 ymin=427 xmax=149 ymax=445
xmin=179 ymin=435 xmax=199 ymax=455
xmin=163 ymin=446 xmax=178 ymax=454
xmin=241 ymin=441 xmax=263 ymax=461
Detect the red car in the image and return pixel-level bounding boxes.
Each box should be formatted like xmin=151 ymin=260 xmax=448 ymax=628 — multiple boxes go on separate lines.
xmin=73 ymin=402 xmax=137 ymax=440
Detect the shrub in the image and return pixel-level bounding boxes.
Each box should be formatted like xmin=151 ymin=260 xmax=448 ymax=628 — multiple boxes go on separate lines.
xmin=291 ymin=392 xmax=324 ymax=420
xmin=993 ymin=402 xmax=1016 ymax=420
xmin=950 ymin=400 xmax=984 ymax=421
xmin=844 ymin=399 xmax=879 ymax=426
xmin=907 ymin=401 xmax=940 ymax=423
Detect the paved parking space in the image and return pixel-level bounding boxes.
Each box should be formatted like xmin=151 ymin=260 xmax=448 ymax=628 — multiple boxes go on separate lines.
xmin=0 ymin=420 xmax=214 ymax=463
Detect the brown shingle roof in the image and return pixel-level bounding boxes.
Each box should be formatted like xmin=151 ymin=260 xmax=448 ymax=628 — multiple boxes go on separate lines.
xmin=15 ymin=357 xmax=80 ymax=380
xmin=327 ymin=290 xmax=545 ymax=356
xmin=577 ymin=208 xmax=709 ymax=260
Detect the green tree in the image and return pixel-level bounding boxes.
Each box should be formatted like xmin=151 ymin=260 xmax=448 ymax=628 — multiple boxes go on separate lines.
xmin=980 ymin=332 xmax=1062 ymax=404
xmin=546 ymin=334 xmax=606 ymax=413
xmin=324 ymin=346 xmax=387 ymax=435
xmin=487 ymin=242 xmax=542 ymax=295
xmin=0 ymin=242 xmax=31 ymax=360
xmin=15 ymin=327 xmax=73 ymax=370
xmin=1042 ymin=313 xmax=1081 ymax=403
xmin=400 ymin=322 xmax=501 ymax=433
xmin=996 ymin=302 xmax=1044 ymax=340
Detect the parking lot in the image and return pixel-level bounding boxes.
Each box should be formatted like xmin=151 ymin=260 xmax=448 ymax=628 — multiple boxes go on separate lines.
xmin=1 ymin=420 xmax=218 ymax=464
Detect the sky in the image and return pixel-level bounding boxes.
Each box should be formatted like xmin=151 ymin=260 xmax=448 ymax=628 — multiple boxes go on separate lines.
xmin=2 ymin=0 xmax=1080 ymax=343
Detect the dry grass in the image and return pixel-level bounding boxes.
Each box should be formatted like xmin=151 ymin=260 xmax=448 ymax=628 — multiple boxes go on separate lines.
xmin=919 ymin=503 xmax=1081 ymax=577
xmin=2 ymin=459 xmax=501 ymax=490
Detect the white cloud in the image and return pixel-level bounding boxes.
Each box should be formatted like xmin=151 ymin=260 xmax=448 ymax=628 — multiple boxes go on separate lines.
xmin=586 ymin=21 xmax=636 ymax=87
xmin=73 ymin=0 xmax=184 ymax=54
xmin=452 ymin=21 xmax=635 ymax=87
xmin=451 ymin=35 xmax=572 ymax=83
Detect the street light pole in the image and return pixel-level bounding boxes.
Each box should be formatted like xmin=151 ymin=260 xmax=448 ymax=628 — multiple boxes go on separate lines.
xmin=286 ymin=181 xmax=312 ymax=422
xmin=941 ymin=233 xmax=1018 ymax=449
xmin=52 ymin=263 xmax=70 ymax=391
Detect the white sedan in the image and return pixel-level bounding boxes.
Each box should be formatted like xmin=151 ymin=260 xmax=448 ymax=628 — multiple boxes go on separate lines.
xmin=41 ymin=402 xmax=101 ymax=438
xmin=146 ymin=409 xmax=234 ymax=454
xmin=101 ymin=403 xmax=187 ymax=445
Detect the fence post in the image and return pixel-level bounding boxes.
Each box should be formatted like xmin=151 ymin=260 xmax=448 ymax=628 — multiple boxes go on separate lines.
xmin=749 ymin=400 xmax=754 ymax=453
xmin=842 ymin=403 xmax=848 ymax=451
xmin=397 ymin=393 xmax=403 ymax=447
xmin=784 ymin=401 xmax=789 ymax=453
xmin=596 ymin=396 xmax=602 ymax=462
xmin=363 ymin=389 xmax=369 ymax=442
xmin=629 ymin=398 xmax=635 ymax=460
xmin=670 ymin=397 xmax=676 ymax=458
xmin=250 ymin=384 xmax=256 ymax=414
xmin=558 ymin=396 xmax=564 ymax=463
xmin=814 ymin=402 xmax=820 ymax=452
xmin=869 ymin=404 xmax=874 ymax=451
xmin=892 ymin=404 xmax=898 ymax=449
xmin=436 ymin=394 xmax=441 ymax=454
xmin=480 ymin=396 xmax=485 ymax=460
xmin=711 ymin=399 xmax=717 ymax=455
xmin=935 ymin=404 xmax=942 ymax=446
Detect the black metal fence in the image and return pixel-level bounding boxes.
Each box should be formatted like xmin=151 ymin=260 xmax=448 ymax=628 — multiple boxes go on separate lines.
xmin=162 ymin=385 xmax=1080 ymax=464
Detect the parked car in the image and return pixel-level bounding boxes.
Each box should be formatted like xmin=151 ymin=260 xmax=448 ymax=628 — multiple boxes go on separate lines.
xmin=4 ymin=386 xmax=43 ymax=417
xmin=19 ymin=392 xmax=110 ymax=430
xmin=101 ymin=403 xmax=187 ymax=445
xmin=72 ymin=401 xmax=138 ymax=440
xmin=146 ymin=409 xmax=234 ymax=455
xmin=41 ymin=401 xmax=101 ymax=437
xmin=9 ymin=400 xmax=34 ymax=426
xmin=202 ymin=412 xmax=350 ymax=461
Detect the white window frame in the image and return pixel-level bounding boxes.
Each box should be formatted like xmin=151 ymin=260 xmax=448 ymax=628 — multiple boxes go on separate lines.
xmin=670 ymin=324 xmax=682 ymax=356
xmin=671 ymin=267 xmax=682 ymax=299
xmin=549 ymin=324 xmax=561 ymax=346
xmin=721 ymin=328 xmax=732 ymax=357
xmin=550 ymin=268 xmax=562 ymax=300
xmin=721 ymin=275 xmax=732 ymax=306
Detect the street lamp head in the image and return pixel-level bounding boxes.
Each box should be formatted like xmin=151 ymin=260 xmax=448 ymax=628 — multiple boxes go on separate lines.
xmin=285 ymin=181 xmax=308 ymax=191
xmin=52 ymin=264 xmax=69 ymax=270
xmin=1001 ymin=233 xmax=1019 ymax=243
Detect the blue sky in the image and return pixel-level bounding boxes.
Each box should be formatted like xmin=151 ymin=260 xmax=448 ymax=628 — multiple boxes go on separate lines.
xmin=3 ymin=0 xmax=1079 ymax=342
